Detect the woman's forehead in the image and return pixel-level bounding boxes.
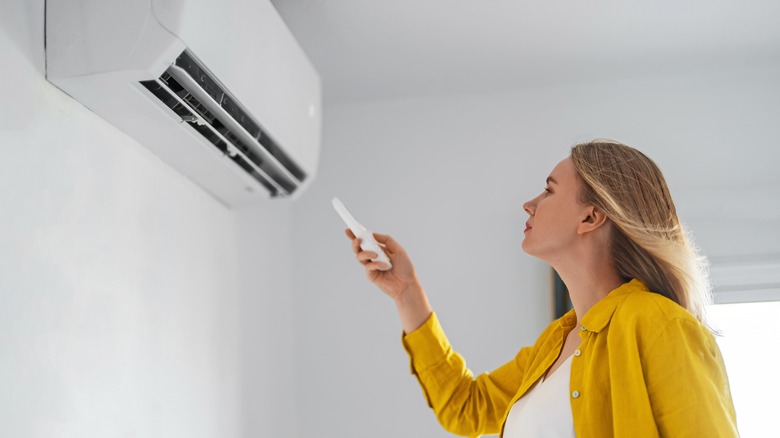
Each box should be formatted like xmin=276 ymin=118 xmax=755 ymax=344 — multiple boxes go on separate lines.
xmin=548 ymin=157 xmax=575 ymax=182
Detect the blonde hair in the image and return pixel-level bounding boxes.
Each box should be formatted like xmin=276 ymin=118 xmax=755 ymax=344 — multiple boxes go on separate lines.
xmin=570 ymin=140 xmax=712 ymax=324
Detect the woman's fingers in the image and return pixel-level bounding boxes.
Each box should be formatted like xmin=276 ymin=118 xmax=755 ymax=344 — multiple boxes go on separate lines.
xmin=357 ymin=251 xmax=378 ymax=263
xmin=346 ymin=229 xmax=396 ymax=272
xmin=364 ymin=261 xmax=391 ymax=271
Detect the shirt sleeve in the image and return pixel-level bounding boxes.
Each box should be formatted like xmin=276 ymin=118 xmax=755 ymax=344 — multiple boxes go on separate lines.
xmin=643 ymin=317 xmax=739 ymax=437
xmin=401 ymin=312 xmax=531 ymax=437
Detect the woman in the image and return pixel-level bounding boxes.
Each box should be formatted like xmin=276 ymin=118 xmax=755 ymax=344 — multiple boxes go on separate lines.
xmin=345 ymin=141 xmax=738 ymax=437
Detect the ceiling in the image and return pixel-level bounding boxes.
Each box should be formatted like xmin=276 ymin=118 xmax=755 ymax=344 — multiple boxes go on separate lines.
xmin=271 ymin=0 xmax=780 ymax=104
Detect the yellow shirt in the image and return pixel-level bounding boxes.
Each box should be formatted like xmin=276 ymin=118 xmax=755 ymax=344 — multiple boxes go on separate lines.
xmin=401 ymin=279 xmax=738 ymax=437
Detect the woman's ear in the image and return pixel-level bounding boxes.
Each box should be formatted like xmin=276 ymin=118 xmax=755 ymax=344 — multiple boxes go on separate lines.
xmin=577 ymin=206 xmax=609 ymax=235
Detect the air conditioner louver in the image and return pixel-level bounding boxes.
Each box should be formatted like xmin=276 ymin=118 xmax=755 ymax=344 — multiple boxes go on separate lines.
xmin=140 ymin=50 xmax=306 ymax=198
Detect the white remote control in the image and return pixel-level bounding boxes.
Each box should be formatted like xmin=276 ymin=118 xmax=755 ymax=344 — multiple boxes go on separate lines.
xmin=332 ymin=197 xmax=393 ymax=271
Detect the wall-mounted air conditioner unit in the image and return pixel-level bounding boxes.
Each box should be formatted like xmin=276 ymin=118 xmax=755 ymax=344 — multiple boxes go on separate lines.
xmin=46 ymin=0 xmax=321 ymax=206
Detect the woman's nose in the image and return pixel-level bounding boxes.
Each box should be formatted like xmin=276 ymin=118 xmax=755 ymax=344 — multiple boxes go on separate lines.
xmin=523 ymin=199 xmax=535 ymax=216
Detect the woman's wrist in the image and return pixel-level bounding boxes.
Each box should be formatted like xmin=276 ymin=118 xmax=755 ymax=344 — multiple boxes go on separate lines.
xmin=394 ymin=283 xmax=433 ymax=334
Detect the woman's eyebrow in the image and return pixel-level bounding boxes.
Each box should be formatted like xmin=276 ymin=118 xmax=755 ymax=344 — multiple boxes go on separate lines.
xmin=546 ymin=176 xmax=558 ymax=185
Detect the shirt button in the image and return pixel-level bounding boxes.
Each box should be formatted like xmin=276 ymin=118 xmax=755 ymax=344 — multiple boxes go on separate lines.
xmin=580 ymin=325 xmax=587 ymax=332
xmin=572 ymin=390 xmax=580 ymax=399
xmin=574 ymin=349 xmax=581 ymax=357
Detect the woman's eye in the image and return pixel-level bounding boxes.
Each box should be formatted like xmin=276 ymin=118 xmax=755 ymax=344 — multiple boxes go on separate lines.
xmin=544 ymin=187 xmax=552 ymax=194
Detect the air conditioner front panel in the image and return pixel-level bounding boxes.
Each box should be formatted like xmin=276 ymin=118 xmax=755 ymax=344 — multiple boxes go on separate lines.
xmin=45 ymin=0 xmax=321 ymax=206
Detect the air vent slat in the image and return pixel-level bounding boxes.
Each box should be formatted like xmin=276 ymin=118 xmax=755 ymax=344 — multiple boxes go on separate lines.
xmin=140 ymin=76 xmax=286 ymax=196
xmin=174 ymin=51 xmax=263 ymax=140
xmin=139 ymin=49 xmax=307 ymax=198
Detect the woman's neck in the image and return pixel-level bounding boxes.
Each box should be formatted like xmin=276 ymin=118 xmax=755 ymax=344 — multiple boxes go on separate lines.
xmin=553 ymin=244 xmax=625 ymax=326
xmin=564 ymin=272 xmax=624 ymax=326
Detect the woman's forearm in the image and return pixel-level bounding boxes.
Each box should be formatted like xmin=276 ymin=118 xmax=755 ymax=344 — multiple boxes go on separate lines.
xmin=395 ymin=283 xmax=433 ymax=334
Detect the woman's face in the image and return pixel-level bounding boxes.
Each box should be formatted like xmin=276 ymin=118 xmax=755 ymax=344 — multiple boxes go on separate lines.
xmin=522 ymin=157 xmax=589 ymax=261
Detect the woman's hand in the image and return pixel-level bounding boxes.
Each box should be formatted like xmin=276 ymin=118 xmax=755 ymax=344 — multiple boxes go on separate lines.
xmin=345 ymin=229 xmax=432 ymax=333
xmin=346 ymin=229 xmax=418 ymax=300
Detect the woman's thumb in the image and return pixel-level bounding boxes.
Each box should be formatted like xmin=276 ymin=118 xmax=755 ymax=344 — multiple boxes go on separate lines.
xmin=373 ymin=233 xmax=395 ymax=249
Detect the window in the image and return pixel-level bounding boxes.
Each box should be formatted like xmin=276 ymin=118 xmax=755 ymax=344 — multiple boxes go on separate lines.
xmin=708 ymin=301 xmax=780 ymax=437
xmin=707 ymin=256 xmax=780 ymax=438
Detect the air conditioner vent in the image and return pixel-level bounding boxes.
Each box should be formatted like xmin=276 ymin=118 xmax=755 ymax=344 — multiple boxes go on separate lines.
xmin=140 ymin=50 xmax=306 ymax=198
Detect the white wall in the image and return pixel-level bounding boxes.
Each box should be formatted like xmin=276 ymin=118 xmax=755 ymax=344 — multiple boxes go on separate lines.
xmin=292 ymin=65 xmax=780 ymax=437
xmin=0 ymin=1 xmax=297 ymax=437
xmin=235 ymin=206 xmax=298 ymax=437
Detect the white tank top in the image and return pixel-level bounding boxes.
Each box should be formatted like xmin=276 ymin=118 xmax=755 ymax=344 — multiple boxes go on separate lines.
xmin=503 ymin=355 xmax=576 ymax=438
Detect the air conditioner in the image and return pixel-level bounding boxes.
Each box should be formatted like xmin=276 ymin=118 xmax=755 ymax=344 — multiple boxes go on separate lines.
xmin=45 ymin=0 xmax=321 ymax=206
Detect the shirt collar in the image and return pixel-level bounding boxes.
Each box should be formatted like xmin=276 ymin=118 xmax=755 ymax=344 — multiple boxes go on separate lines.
xmin=574 ymin=278 xmax=648 ymax=333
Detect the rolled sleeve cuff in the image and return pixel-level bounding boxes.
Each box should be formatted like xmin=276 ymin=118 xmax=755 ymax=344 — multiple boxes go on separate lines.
xmin=401 ymin=311 xmax=452 ymax=374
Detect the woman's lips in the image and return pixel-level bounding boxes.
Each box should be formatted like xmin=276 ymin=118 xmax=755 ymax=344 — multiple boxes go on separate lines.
xmin=524 ymin=223 xmax=532 ymax=233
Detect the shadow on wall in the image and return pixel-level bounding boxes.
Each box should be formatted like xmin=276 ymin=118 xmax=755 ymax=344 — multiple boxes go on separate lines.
xmin=0 ymin=0 xmax=46 ymax=75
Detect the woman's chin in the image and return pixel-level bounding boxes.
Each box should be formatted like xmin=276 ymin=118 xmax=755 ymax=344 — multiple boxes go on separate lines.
xmin=521 ymin=241 xmax=548 ymax=262
xmin=521 ymin=240 xmax=533 ymax=255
